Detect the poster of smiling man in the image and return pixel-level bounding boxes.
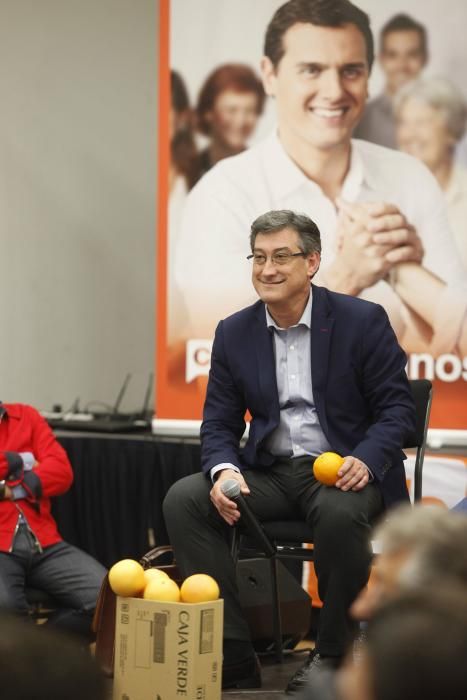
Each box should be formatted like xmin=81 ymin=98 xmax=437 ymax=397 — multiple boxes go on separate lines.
xmin=156 ymin=0 xmax=467 ymax=433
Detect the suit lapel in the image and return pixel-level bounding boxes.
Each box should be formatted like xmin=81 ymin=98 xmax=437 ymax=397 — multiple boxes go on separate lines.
xmin=253 ymin=303 xmax=280 ymax=420
xmin=310 ymin=286 xmax=334 ymax=435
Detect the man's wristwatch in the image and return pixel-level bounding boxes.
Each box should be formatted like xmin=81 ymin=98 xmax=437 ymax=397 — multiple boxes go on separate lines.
xmin=0 ymin=480 xmax=6 ymax=500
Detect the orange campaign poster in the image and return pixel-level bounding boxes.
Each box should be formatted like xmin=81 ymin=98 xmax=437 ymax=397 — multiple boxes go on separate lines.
xmin=156 ymin=0 xmax=467 ymax=431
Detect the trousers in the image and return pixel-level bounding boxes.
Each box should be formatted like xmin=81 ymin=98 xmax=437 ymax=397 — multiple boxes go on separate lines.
xmin=0 ymin=521 xmax=106 ymax=640
xmin=163 ymin=456 xmax=383 ymax=656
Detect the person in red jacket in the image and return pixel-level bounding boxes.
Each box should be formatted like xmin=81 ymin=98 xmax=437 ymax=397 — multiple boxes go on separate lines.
xmin=0 ymin=402 xmax=106 ymax=640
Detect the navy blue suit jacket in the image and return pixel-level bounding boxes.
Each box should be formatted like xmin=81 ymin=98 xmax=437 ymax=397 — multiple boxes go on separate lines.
xmin=201 ymin=285 xmax=416 ymax=507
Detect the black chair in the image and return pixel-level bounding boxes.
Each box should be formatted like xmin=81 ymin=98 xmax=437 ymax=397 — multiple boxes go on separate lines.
xmin=25 ymin=586 xmax=60 ymax=623
xmin=408 ymin=379 xmax=433 ymax=502
xmin=232 ymin=378 xmax=433 ymax=661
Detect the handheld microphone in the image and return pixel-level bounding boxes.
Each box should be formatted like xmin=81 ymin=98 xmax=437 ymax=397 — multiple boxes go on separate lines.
xmin=220 ymin=479 xmax=275 ymax=557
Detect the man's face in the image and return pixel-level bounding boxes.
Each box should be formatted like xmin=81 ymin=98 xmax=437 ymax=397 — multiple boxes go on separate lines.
xmin=261 ymin=22 xmax=369 ymax=154
xmin=251 ymin=227 xmax=319 ymax=308
xmin=379 ymin=30 xmax=426 ymax=95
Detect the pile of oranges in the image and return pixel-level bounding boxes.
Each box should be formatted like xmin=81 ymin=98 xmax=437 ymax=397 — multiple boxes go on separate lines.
xmin=108 ymin=559 xmax=220 ymax=603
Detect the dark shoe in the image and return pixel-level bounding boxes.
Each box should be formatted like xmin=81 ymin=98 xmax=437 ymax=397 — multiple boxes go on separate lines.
xmin=285 ymin=650 xmax=340 ymax=695
xmin=222 ymin=653 xmax=262 ymax=689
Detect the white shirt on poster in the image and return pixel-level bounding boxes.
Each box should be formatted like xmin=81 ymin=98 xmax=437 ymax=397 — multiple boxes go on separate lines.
xmin=445 ymin=165 xmax=467 ymax=270
xmin=172 ymin=131 xmax=467 ymax=354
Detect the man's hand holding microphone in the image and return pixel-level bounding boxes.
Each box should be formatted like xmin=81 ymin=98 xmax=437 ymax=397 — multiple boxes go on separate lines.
xmin=210 ymin=469 xmax=250 ymax=526
xmin=211 ymin=470 xmax=276 ymax=557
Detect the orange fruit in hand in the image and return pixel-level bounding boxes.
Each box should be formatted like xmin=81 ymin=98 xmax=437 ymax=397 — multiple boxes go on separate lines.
xmin=143 ymin=568 xmax=170 ymax=586
xmin=143 ymin=577 xmax=181 ymax=602
xmin=180 ymin=574 xmax=220 ymax=603
xmin=109 ymin=559 xmax=146 ymax=597
xmin=313 ymin=452 xmax=345 ymax=486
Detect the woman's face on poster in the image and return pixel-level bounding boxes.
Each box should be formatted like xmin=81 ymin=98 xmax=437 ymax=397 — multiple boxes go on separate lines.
xmin=396 ymin=98 xmax=454 ymax=172
xmin=205 ymin=89 xmax=260 ymax=150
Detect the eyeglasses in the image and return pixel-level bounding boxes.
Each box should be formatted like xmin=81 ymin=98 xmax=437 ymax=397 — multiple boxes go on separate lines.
xmin=246 ymin=251 xmax=307 ymax=266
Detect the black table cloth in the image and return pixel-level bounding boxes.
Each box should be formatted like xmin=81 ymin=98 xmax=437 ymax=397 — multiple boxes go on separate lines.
xmin=52 ymin=432 xmax=201 ymax=568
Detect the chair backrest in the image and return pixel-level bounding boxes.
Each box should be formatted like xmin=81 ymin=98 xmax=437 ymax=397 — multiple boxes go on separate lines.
xmin=405 ymin=379 xmax=433 ymax=502
xmin=404 ymin=379 xmax=433 ymax=449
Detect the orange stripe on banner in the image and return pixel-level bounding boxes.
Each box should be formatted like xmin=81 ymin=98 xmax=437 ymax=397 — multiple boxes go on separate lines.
xmin=429 ymin=379 xmax=467 ymax=429
xmin=155 ymin=0 xmax=170 ymax=416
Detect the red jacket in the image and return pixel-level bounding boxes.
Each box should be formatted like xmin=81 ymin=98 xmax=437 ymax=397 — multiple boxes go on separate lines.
xmin=0 ymin=403 xmax=73 ymax=551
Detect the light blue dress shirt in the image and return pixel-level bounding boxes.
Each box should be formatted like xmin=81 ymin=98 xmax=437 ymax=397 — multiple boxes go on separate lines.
xmin=264 ymin=292 xmax=332 ymax=458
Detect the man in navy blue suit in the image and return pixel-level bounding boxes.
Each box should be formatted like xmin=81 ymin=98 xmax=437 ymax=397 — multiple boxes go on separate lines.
xmin=163 ymin=210 xmax=415 ymax=692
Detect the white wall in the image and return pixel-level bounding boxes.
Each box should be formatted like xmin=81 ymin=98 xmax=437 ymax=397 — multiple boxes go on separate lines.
xmin=0 ymin=0 xmax=157 ymax=412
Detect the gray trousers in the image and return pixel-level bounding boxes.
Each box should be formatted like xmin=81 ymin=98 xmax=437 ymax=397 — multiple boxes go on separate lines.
xmin=0 ymin=521 xmax=107 ymax=640
xmin=163 ymin=457 xmax=383 ymax=657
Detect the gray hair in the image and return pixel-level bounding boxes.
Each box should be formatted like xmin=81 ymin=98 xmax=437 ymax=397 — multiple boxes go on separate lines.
xmin=250 ymin=210 xmax=322 ymax=255
xmin=395 ymin=76 xmax=467 ymax=142
xmin=374 ymin=504 xmax=467 ymax=590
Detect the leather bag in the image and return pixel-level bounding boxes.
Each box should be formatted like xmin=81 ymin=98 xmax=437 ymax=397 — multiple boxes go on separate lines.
xmin=92 ymin=545 xmax=180 ymax=676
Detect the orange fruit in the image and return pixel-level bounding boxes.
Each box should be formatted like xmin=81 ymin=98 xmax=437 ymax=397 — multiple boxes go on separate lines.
xmin=108 ymin=559 xmax=146 ymax=597
xmin=143 ymin=568 xmax=170 ymax=586
xmin=180 ymin=574 xmax=220 ymax=603
xmin=313 ymin=452 xmax=345 ymax=486
xmin=143 ymin=577 xmax=181 ymax=602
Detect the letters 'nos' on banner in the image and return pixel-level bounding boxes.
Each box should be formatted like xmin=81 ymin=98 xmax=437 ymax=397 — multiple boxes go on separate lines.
xmin=155 ymin=0 xmax=467 ymax=429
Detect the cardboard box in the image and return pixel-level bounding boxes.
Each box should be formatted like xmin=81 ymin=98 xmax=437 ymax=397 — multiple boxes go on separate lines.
xmin=113 ymin=596 xmax=223 ymax=700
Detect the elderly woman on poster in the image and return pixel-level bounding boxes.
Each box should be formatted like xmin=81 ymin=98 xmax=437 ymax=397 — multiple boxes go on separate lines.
xmin=396 ymin=76 xmax=467 ymax=268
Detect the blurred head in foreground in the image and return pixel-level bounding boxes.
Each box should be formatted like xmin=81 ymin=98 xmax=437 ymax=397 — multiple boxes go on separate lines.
xmin=351 ymin=503 xmax=467 ymax=621
xmin=0 ymin=613 xmax=106 ymax=700
xmin=338 ymin=585 xmax=467 ymax=700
